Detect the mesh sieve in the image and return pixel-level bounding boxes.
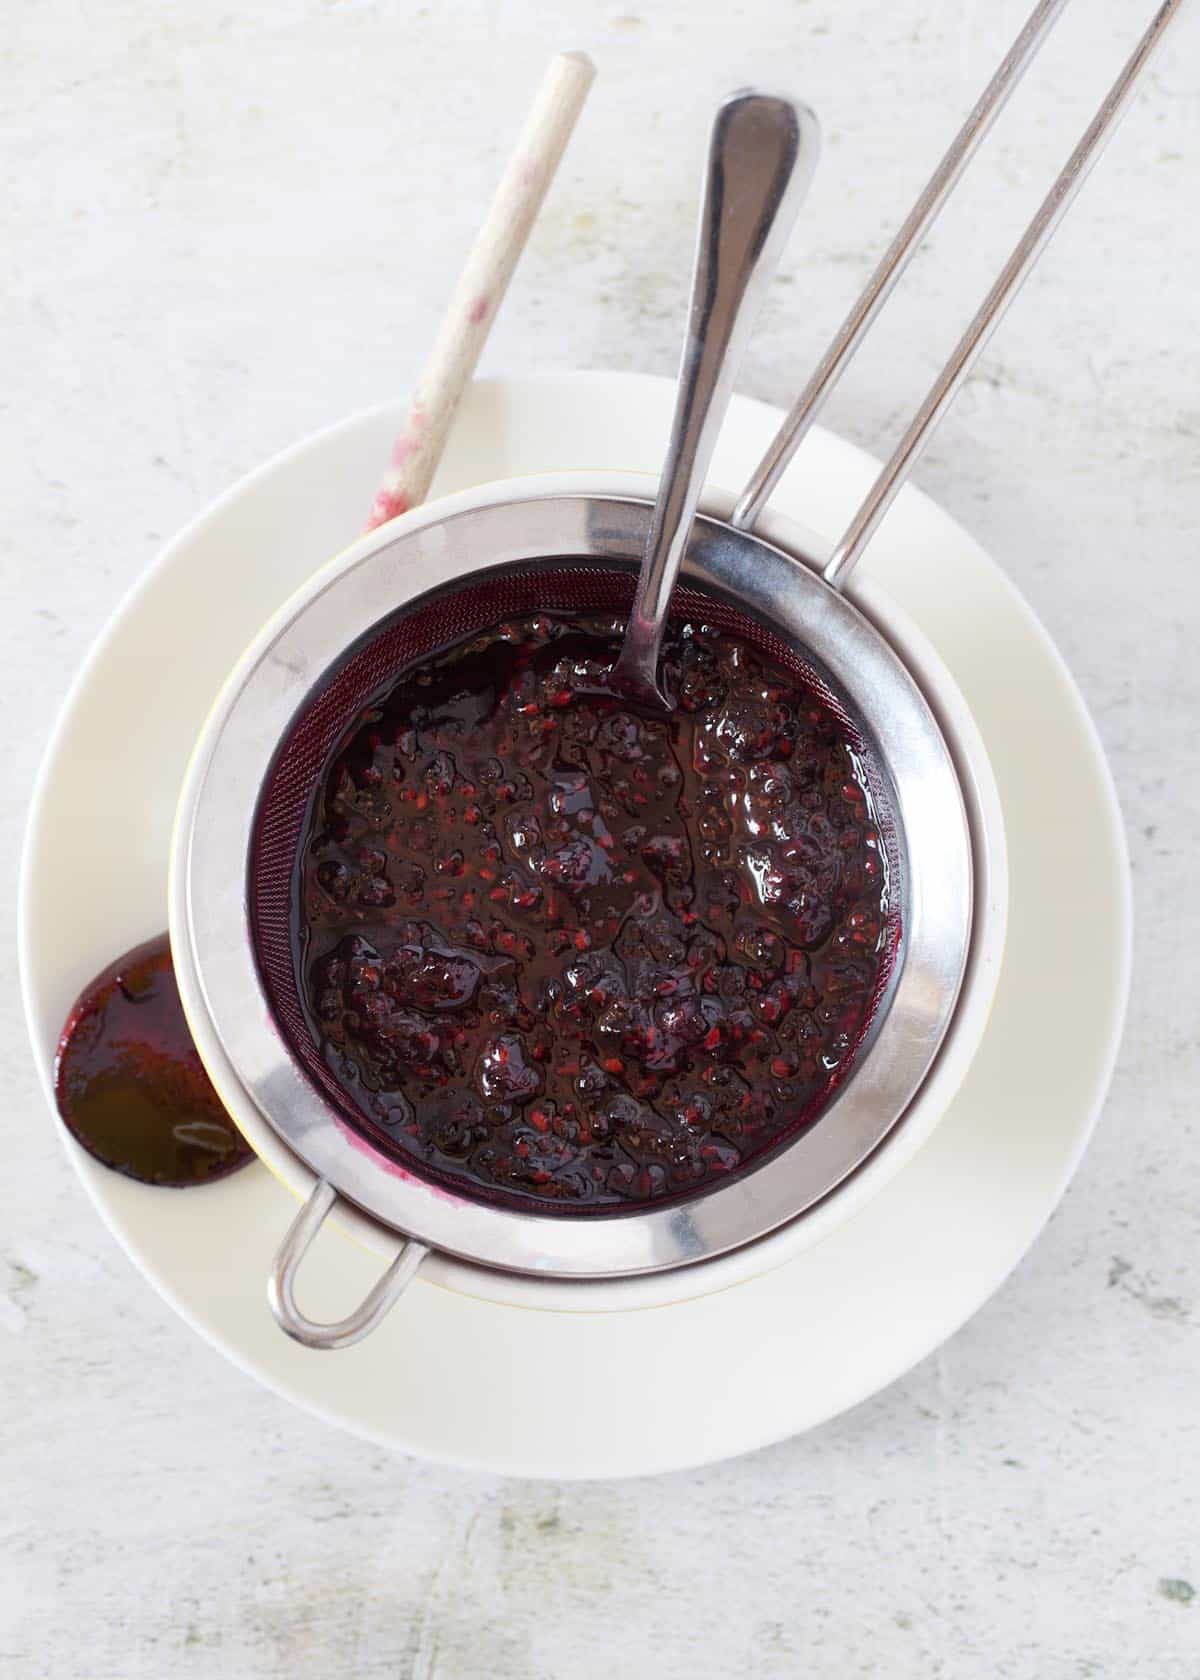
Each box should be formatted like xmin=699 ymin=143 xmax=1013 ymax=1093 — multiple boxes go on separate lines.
xmin=175 ymin=483 xmax=973 ymax=1292
xmin=248 ymin=561 xmax=905 ymax=1218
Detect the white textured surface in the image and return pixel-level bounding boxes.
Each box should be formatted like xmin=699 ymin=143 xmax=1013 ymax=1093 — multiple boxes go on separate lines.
xmin=3 ymin=2 xmax=1198 ymax=1675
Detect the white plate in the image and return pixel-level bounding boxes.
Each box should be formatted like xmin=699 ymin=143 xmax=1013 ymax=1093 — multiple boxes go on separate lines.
xmin=20 ymin=372 xmax=1130 ymax=1478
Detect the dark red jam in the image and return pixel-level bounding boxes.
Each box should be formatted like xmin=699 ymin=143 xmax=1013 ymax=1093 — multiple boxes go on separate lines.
xmin=293 ymin=612 xmax=893 ymax=1212
xmin=54 ymin=934 xmax=253 ymax=1187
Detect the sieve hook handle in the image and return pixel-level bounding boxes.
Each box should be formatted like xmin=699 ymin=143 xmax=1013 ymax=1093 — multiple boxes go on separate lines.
xmin=268 ymin=1178 xmax=429 ymax=1350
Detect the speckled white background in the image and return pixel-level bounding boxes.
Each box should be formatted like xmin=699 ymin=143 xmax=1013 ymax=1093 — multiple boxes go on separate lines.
xmin=3 ymin=2 xmax=1199 ymax=1675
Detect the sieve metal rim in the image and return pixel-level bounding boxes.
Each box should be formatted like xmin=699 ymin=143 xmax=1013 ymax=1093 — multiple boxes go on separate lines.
xmin=172 ymin=476 xmax=972 ymax=1280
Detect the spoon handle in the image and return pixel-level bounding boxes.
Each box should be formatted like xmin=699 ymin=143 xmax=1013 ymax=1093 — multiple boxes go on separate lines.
xmin=610 ymin=92 xmax=819 ymax=708
xmin=366 ymin=51 xmax=596 ymax=529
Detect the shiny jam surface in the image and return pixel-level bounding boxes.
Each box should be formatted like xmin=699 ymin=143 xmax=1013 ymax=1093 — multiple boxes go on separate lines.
xmin=54 ymin=934 xmax=254 ymax=1187
xmin=293 ymin=612 xmax=893 ymax=1212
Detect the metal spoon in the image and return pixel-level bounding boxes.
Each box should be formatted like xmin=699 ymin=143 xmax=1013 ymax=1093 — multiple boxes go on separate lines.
xmin=609 ymin=91 xmax=820 ymax=710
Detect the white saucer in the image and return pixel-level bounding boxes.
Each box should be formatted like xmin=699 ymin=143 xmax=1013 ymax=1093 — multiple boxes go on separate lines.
xmin=20 ymin=372 xmax=1130 ymax=1479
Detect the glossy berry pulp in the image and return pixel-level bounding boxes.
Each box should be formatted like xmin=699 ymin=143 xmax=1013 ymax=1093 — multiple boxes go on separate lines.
xmin=294 ymin=612 xmax=893 ymax=1212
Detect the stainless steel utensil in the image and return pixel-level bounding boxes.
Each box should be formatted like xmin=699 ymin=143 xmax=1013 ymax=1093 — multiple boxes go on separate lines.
xmin=610 ymin=93 xmax=819 ymax=708
xmin=173 ymin=0 xmax=1183 ymax=1349
xmin=735 ymin=0 xmax=1185 ymax=580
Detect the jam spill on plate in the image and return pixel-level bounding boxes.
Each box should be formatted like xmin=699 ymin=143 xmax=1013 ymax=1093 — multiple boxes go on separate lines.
xmin=294 ymin=612 xmax=893 ymax=1211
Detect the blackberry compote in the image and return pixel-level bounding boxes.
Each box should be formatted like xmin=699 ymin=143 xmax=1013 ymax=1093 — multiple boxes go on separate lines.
xmin=293 ymin=612 xmax=893 ymax=1212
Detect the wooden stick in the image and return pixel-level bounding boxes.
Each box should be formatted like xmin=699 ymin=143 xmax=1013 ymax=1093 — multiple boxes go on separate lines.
xmin=367 ymin=51 xmax=596 ymax=528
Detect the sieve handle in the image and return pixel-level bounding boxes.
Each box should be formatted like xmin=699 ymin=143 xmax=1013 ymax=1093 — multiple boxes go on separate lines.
xmin=268 ymin=1178 xmax=429 ymax=1350
xmin=731 ymin=0 xmax=1184 ymax=586
xmin=730 ymin=0 xmax=1070 ymax=534
xmin=821 ymin=0 xmax=1184 ymax=590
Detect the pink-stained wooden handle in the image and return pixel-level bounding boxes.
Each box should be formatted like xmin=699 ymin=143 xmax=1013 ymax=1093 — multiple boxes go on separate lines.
xmin=367 ymin=51 xmax=596 ymax=528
